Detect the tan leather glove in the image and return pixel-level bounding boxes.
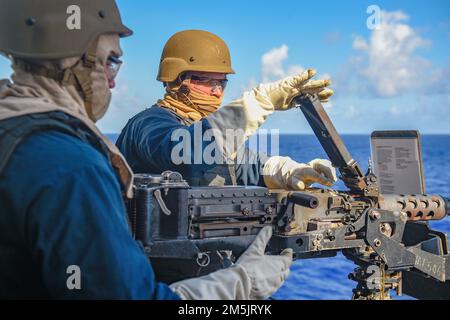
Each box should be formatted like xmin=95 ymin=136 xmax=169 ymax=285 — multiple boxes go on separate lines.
xmin=169 ymin=227 xmax=293 ymax=300
xmin=263 ymin=156 xmax=338 ymax=190
xmin=254 ymin=69 xmax=334 ymax=111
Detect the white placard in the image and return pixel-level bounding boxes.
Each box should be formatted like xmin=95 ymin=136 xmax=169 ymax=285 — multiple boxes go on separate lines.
xmin=371 ymin=132 xmax=425 ymax=195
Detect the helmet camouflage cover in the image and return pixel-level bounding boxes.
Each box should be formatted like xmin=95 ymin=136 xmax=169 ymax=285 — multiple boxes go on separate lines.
xmin=0 ymin=0 xmax=132 ymax=59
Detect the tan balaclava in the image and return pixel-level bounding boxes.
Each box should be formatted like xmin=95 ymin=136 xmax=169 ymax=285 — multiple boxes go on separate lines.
xmin=0 ymin=34 xmax=133 ymax=197
xmin=157 ymin=76 xmax=223 ymax=122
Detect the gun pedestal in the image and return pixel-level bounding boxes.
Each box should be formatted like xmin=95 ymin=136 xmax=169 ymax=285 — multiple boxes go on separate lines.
xmin=349 ymin=263 xmax=402 ymax=300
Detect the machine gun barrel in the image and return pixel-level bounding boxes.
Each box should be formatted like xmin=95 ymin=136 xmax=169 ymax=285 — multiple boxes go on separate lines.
xmin=379 ymin=194 xmax=449 ymax=221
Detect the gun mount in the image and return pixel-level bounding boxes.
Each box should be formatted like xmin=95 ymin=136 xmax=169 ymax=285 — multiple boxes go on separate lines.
xmin=127 ymin=95 xmax=450 ymax=300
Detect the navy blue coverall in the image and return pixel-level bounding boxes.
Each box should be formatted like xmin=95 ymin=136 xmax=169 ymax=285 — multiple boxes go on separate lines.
xmin=0 ymin=130 xmax=179 ymax=299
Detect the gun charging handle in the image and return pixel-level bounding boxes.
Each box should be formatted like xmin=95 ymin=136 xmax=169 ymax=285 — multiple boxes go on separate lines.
xmin=288 ymin=192 xmax=319 ymax=209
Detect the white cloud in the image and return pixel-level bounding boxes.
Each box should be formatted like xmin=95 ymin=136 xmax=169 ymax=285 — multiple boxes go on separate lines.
xmin=243 ymin=45 xmax=334 ymax=110
xmin=241 ymin=44 xmax=307 ymax=95
xmin=319 ymin=73 xmax=332 ymax=81
xmin=344 ymin=105 xmax=360 ymax=119
xmin=261 ymin=44 xmax=304 ymax=83
xmin=350 ymin=10 xmax=448 ymax=97
xmin=352 ymin=36 xmax=369 ymax=51
xmin=286 ymin=65 xmax=305 ymax=77
xmin=389 ymin=106 xmax=401 ymax=116
xmin=323 ymin=101 xmax=333 ymax=112
xmin=240 ymin=76 xmax=258 ymax=93
xmin=97 ymin=83 xmax=147 ymax=133
xmin=262 ymin=45 xmax=288 ymax=82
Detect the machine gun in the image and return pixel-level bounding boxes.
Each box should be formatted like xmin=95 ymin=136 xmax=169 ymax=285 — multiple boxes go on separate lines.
xmin=127 ymin=95 xmax=450 ymax=300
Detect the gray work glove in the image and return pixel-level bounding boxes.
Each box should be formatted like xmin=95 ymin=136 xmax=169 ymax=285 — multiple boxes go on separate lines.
xmin=169 ymin=227 xmax=293 ymax=300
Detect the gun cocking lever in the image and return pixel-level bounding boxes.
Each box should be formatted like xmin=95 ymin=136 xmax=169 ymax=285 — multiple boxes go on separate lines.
xmin=293 ymin=94 xmax=379 ymax=197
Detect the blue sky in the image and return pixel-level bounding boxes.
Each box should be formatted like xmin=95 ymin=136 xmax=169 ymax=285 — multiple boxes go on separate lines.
xmin=0 ymin=0 xmax=449 ymax=134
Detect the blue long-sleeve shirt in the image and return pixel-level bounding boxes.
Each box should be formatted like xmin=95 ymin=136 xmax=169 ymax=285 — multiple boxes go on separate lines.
xmin=0 ymin=131 xmax=179 ymax=300
xmin=116 ymin=106 xmax=266 ymax=186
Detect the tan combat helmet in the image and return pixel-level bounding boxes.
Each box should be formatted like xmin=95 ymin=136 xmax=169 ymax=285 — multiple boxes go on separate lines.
xmin=157 ymin=30 xmax=235 ymax=82
xmin=0 ymin=0 xmax=132 ymax=59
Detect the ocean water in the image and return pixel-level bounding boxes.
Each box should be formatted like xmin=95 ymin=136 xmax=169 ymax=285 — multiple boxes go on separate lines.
xmin=108 ymin=134 xmax=450 ymax=300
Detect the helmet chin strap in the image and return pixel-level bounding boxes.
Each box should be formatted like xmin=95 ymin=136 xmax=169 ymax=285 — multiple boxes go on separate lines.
xmin=69 ymin=38 xmax=99 ymax=120
xmin=13 ymin=38 xmax=99 ymax=120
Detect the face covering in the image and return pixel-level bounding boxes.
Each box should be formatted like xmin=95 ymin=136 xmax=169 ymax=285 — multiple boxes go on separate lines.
xmin=157 ymin=80 xmax=223 ymax=122
xmin=89 ymin=60 xmax=112 ymax=121
xmin=80 ymin=33 xmax=119 ymax=122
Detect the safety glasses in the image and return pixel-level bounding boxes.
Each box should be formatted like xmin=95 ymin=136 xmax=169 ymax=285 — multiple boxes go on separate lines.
xmin=106 ymin=55 xmax=123 ymax=80
xmin=190 ymin=75 xmax=228 ymax=90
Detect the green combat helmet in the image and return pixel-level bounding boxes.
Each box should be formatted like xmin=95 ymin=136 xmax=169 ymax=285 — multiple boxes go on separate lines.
xmin=0 ymin=0 xmax=132 ymax=119
xmin=0 ymin=0 xmax=132 ymax=59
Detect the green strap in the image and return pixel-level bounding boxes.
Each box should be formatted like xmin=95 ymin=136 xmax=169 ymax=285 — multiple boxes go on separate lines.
xmin=14 ymin=59 xmax=78 ymax=86
xmin=71 ymin=38 xmax=99 ymax=120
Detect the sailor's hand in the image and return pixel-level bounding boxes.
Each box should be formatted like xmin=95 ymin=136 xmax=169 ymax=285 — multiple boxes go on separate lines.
xmin=235 ymin=226 xmax=293 ymax=299
xmin=169 ymin=227 xmax=293 ymax=300
xmin=263 ymin=156 xmax=337 ymax=190
xmin=254 ymin=69 xmax=334 ymax=111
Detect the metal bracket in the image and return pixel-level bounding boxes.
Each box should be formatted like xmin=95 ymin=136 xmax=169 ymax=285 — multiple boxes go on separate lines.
xmin=365 ymin=209 xmax=416 ymax=269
